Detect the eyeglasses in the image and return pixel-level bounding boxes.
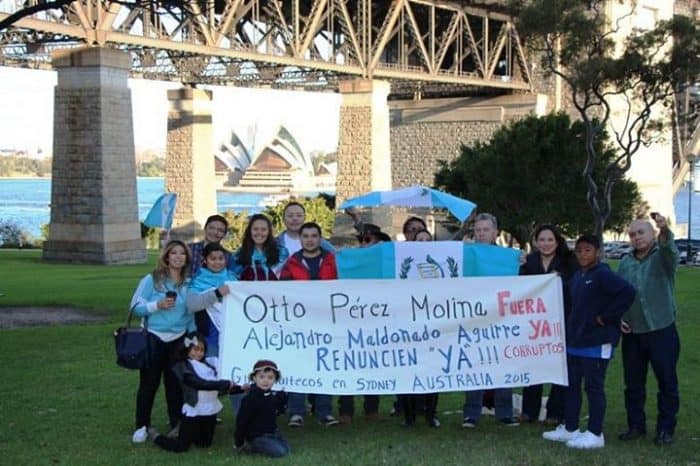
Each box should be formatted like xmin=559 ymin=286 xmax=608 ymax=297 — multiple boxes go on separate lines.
xmin=361 ymin=236 xmax=375 ymax=244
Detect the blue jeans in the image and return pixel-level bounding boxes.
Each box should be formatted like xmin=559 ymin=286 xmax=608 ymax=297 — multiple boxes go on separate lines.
xmin=564 ymin=355 xmax=609 ymax=435
xmin=248 ymin=433 xmax=290 ymax=458
xmin=462 ymin=389 xmax=513 ymax=421
xmin=622 ymin=324 xmax=680 ymax=435
xmin=288 ymin=393 xmax=332 ymax=420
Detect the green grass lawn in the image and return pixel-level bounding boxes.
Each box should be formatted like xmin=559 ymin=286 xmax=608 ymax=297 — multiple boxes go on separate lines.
xmin=0 ymin=250 xmax=698 ymax=465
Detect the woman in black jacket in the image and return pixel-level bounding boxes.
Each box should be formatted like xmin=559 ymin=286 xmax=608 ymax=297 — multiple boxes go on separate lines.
xmin=519 ymin=224 xmax=576 ymax=424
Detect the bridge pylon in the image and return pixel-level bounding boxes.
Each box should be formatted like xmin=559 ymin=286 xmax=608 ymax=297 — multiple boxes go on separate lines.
xmin=43 ymin=47 xmax=146 ymax=264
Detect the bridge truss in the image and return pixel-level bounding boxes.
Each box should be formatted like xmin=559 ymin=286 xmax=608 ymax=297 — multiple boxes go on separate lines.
xmin=0 ymin=0 xmax=533 ymax=97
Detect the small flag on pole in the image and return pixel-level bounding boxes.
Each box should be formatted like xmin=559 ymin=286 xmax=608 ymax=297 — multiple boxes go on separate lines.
xmin=144 ymin=193 xmax=177 ymax=229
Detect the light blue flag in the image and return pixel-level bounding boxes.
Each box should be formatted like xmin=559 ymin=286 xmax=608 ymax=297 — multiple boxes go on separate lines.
xmin=337 ymin=242 xmax=519 ymax=279
xmin=336 ymin=242 xmax=396 ymax=279
xmin=462 ymin=243 xmax=520 ymax=276
xmin=144 ymin=193 xmax=177 ymax=229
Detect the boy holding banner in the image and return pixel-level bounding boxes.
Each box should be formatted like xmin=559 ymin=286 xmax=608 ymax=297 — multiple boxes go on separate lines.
xmin=280 ymin=222 xmax=340 ymax=427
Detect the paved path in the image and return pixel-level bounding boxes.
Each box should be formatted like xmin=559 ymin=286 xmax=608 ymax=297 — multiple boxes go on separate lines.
xmin=0 ymin=307 xmax=105 ymax=328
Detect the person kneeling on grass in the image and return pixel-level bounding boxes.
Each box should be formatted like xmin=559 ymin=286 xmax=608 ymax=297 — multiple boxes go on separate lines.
xmin=543 ymin=235 xmax=635 ymax=449
xmin=235 ymin=360 xmax=290 ymax=457
xmin=149 ymin=333 xmax=245 ymax=453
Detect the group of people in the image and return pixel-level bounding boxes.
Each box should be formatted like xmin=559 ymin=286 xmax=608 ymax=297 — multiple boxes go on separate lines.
xmin=126 ymin=202 xmax=681 ymax=456
xmin=525 ymin=214 xmax=680 ymax=449
xmin=128 ymin=202 xmax=339 ymax=457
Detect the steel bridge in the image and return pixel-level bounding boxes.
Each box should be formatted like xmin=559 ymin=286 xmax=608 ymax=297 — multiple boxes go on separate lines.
xmin=0 ymin=0 xmax=533 ymax=97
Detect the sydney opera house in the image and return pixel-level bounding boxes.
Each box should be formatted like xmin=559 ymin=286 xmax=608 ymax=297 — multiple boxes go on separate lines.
xmin=214 ymin=125 xmax=336 ymax=192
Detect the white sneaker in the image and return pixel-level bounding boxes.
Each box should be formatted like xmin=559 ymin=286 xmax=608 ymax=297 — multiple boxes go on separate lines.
xmin=566 ymin=430 xmax=605 ymax=449
xmin=132 ymin=426 xmax=148 ymax=443
xmin=319 ymin=415 xmax=340 ymax=426
xmin=288 ymin=414 xmax=304 ymax=427
xmin=542 ymin=424 xmax=579 ymax=442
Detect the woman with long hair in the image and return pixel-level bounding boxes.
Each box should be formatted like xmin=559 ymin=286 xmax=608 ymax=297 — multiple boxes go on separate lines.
xmin=519 ymin=224 xmax=576 ymax=425
xmin=230 ymin=214 xmax=289 ymax=281
xmin=130 ymin=240 xmax=195 ymax=443
xmin=227 ymin=214 xmax=289 ymax=415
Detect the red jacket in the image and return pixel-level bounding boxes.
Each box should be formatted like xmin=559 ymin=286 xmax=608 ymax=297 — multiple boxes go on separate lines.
xmin=279 ymin=249 xmax=338 ymax=280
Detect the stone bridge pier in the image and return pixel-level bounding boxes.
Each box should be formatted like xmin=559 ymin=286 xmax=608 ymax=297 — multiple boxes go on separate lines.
xmin=334 ymin=79 xmax=394 ymax=241
xmin=43 ymin=47 xmax=145 ymax=264
xmin=165 ymin=88 xmax=217 ymax=243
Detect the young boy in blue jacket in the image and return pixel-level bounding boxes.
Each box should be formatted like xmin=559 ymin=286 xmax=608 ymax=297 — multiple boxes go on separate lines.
xmin=543 ymin=234 xmax=635 ymax=449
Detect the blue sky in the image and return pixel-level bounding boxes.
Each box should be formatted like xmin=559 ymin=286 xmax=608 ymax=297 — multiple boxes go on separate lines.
xmin=0 ymin=66 xmax=340 ymax=156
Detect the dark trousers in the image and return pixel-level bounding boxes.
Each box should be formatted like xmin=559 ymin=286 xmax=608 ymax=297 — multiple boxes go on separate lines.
xmin=135 ymin=333 xmax=184 ymax=429
xmin=564 ymin=355 xmax=609 ymax=436
xmin=154 ymin=414 xmax=217 ymax=453
xmin=248 ymin=432 xmax=290 ymax=458
xmin=521 ymin=384 xmax=566 ymax=421
xmin=338 ymin=395 xmax=380 ymax=417
xmin=622 ymin=324 xmax=680 ymax=435
xmin=400 ymin=393 xmax=438 ymax=425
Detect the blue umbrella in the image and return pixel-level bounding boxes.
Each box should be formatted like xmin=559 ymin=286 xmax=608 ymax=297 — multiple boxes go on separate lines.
xmin=339 ymin=185 xmax=476 ymax=222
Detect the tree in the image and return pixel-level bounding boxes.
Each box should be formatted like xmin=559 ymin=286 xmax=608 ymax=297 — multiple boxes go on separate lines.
xmin=510 ymin=0 xmax=700 ymax=238
xmin=262 ymin=196 xmax=335 ymax=238
xmin=434 ymin=113 xmax=644 ymax=246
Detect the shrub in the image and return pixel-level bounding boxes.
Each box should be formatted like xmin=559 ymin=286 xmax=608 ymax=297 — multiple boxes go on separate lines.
xmin=0 ymin=220 xmax=34 ymax=248
xmin=140 ymin=222 xmax=160 ymax=250
xmin=220 ymin=210 xmax=253 ymax=252
xmin=263 ymin=196 xmax=335 ymax=238
xmin=40 ymin=223 xmax=50 ymax=241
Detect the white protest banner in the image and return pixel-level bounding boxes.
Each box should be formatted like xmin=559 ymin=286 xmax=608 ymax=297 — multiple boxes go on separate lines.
xmin=219 ymin=274 xmax=567 ymax=395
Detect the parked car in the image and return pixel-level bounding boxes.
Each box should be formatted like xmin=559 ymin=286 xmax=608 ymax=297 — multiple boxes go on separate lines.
xmin=675 ymin=239 xmax=700 ymax=264
xmin=605 ymin=242 xmax=632 ymax=259
xmin=604 ymin=241 xmax=624 ymax=257
xmin=674 ymin=238 xmax=700 ymax=252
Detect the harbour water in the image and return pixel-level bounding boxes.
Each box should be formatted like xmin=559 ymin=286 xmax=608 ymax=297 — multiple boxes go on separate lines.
xmin=0 ymin=178 xmax=287 ymax=238
xmin=1 ymin=177 xmax=699 ymax=240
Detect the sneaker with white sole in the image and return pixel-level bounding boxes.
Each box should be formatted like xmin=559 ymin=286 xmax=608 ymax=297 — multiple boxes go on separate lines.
xmin=288 ymin=414 xmax=304 ymax=427
xmin=132 ymin=426 xmax=148 ymax=443
xmin=542 ymin=424 xmax=579 ymax=442
xmin=319 ymin=415 xmax=340 ymax=426
xmin=427 ymin=416 xmax=441 ymax=428
xmin=462 ymin=417 xmax=477 ymax=428
xmin=566 ymin=430 xmax=604 ymax=449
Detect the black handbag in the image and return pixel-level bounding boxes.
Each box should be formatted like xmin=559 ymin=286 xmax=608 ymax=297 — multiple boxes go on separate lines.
xmin=114 ymin=310 xmax=150 ymax=370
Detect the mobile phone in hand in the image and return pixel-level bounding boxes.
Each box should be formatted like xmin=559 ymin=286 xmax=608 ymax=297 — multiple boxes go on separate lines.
xmin=166 ymin=291 xmax=177 ymax=300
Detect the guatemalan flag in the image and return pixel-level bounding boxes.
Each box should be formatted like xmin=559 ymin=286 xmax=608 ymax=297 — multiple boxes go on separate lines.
xmin=336 ymin=241 xmax=520 ymax=279
xmin=144 ymin=193 xmax=177 ymax=230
